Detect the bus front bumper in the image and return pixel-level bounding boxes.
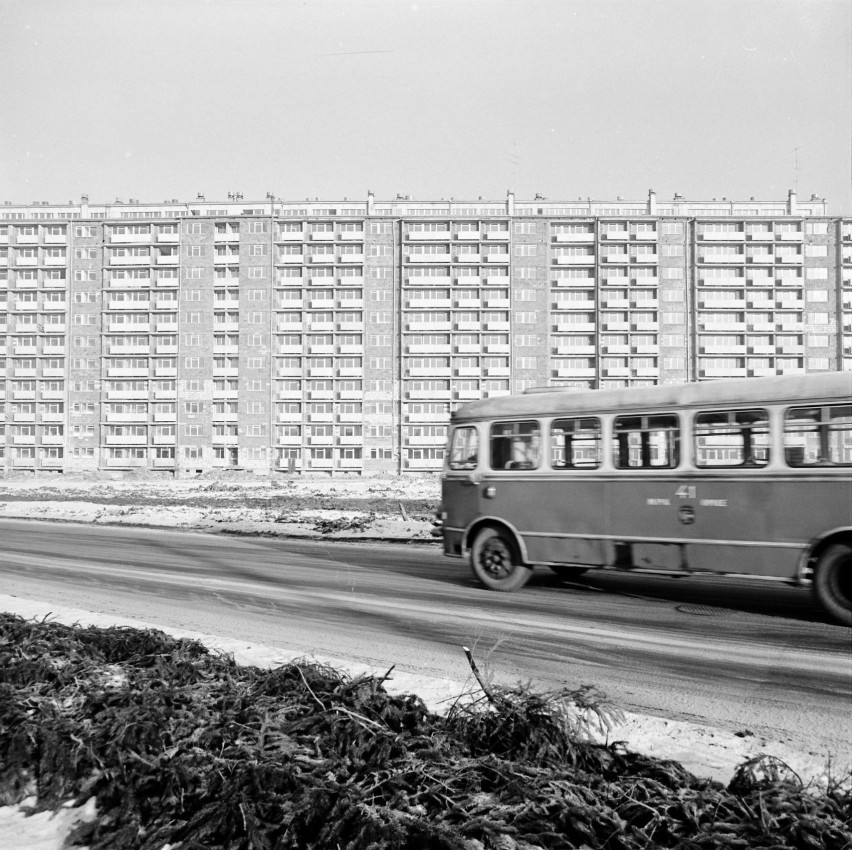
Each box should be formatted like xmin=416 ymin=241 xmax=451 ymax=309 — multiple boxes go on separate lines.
xmin=441 ymin=527 xmax=465 ymax=558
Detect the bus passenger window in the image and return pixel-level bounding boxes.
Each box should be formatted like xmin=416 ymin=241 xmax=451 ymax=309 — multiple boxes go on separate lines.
xmin=490 ymin=421 xmax=541 ymax=470
xmin=551 ymin=417 xmax=601 ymax=469
xmin=448 ymin=426 xmax=479 ymax=470
xmin=694 ymin=409 xmax=770 ymax=468
xmin=784 ymin=405 xmax=852 ymax=467
xmin=613 ymin=414 xmax=679 ymax=469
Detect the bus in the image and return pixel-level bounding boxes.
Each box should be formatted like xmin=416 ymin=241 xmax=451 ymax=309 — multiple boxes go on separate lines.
xmin=439 ymin=372 xmax=852 ymax=626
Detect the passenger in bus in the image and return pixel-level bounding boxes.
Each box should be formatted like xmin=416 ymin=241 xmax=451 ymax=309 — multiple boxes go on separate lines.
xmin=506 ymin=435 xmax=539 ymax=469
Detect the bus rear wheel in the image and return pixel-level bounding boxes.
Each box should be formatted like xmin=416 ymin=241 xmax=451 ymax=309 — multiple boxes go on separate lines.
xmin=813 ymin=543 xmax=852 ymax=627
xmin=470 ymin=527 xmax=532 ymax=591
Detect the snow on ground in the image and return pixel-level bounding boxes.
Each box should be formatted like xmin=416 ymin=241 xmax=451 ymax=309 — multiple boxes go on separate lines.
xmin=0 ymin=472 xmax=440 ymax=540
xmin=1 ymin=473 xmax=848 ymax=848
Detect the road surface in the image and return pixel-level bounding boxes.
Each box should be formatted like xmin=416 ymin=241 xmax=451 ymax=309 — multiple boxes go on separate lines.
xmin=1 ymin=518 xmax=849 ymax=773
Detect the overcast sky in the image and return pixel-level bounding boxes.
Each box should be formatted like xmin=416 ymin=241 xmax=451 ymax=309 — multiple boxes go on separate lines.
xmin=1 ymin=0 xmax=850 ymax=211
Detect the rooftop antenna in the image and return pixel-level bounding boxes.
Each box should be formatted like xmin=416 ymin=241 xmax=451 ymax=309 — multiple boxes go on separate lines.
xmin=793 ymin=146 xmax=800 ymax=195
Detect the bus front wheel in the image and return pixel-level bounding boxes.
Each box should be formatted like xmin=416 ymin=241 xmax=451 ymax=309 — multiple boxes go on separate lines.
xmin=813 ymin=543 xmax=852 ymax=627
xmin=470 ymin=527 xmax=532 ymax=591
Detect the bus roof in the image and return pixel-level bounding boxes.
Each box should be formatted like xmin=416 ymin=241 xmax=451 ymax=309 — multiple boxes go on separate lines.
xmin=451 ymin=372 xmax=852 ymax=423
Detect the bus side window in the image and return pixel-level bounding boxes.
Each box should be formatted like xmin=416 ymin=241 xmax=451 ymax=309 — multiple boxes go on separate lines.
xmin=784 ymin=404 xmax=852 ymax=467
xmin=448 ymin=426 xmax=479 ymax=470
xmin=694 ymin=409 xmax=770 ymax=468
xmin=551 ymin=417 xmax=601 ymax=469
xmin=613 ymin=414 xmax=679 ymax=469
xmin=490 ymin=421 xmax=541 ymax=470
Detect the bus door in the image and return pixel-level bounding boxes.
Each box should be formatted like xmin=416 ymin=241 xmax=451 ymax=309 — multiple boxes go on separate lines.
xmin=609 ymin=413 xmax=689 ymax=571
xmin=441 ymin=424 xmax=486 ymax=556
xmin=680 ymin=408 xmax=780 ymax=576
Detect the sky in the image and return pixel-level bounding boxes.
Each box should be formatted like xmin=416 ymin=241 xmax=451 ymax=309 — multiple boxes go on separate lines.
xmin=0 ymin=0 xmax=850 ymax=212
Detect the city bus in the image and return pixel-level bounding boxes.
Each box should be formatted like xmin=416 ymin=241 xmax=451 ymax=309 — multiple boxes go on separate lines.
xmin=439 ymin=372 xmax=852 ymax=626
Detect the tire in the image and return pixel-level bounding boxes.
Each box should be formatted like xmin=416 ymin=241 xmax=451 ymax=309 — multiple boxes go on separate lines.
xmin=813 ymin=543 xmax=852 ymax=627
xmin=469 ymin=526 xmax=532 ymax=591
xmin=548 ymin=565 xmax=589 ymax=580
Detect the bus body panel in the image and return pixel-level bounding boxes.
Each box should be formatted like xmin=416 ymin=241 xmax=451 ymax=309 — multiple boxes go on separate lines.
xmin=444 ymin=474 xmax=850 ymax=578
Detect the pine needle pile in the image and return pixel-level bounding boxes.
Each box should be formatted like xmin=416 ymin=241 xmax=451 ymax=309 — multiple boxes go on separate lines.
xmin=1 ymin=613 xmax=849 ymax=849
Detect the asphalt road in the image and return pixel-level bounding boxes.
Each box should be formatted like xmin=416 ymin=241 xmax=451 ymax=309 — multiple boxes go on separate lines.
xmin=1 ymin=519 xmax=849 ymax=759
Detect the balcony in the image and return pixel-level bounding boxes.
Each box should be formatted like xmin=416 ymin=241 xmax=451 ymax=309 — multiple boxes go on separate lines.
xmin=338 ymin=253 xmax=365 ymax=264
xmin=105 ymin=390 xmax=149 ymax=400
xmin=554 ymin=232 xmax=594 ymax=243
xmin=105 ymin=412 xmax=148 ymax=423
xmin=408 ymin=275 xmax=452 ymax=286
xmin=701 ymin=254 xmax=744 ymax=264
xmin=556 ymin=344 xmax=596 ymax=355
xmin=408 ymin=343 xmax=452 ymax=354
xmin=104 ymin=457 xmax=148 ymax=468
xmin=407 ymin=231 xmax=451 ymax=241
xmin=700 ymin=344 xmax=747 ymax=355
xmin=408 ymin=252 xmax=452 ymax=263
xmin=109 ymin=231 xmax=151 ymax=244
xmin=105 ymin=434 xmax=148 ymax=445
xmin=109 ymin=321 xmax=150 ymax=333
xmin=555 ymin=367 xmax=596 ymax=378
xmin=408 ymin=389 xmax=452 ymax=400
xmin=407 ymin=320 xmax=451 ymax=331
xmin=702 ymin=367 xmax=748 ymax=378
xmin=555 ymin=321 xmax=596 ymax=333
xmin=109 ymin=253 xmax=151 ymax=266
xmin=698 ymin=232 xmax=744 ymax=242
xmin=108 ymin=299 xmax=150 ymax=310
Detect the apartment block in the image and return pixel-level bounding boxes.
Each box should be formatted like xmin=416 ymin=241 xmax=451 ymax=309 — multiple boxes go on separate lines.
xmin=0 ymin=190 xmax=848 ymax=476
